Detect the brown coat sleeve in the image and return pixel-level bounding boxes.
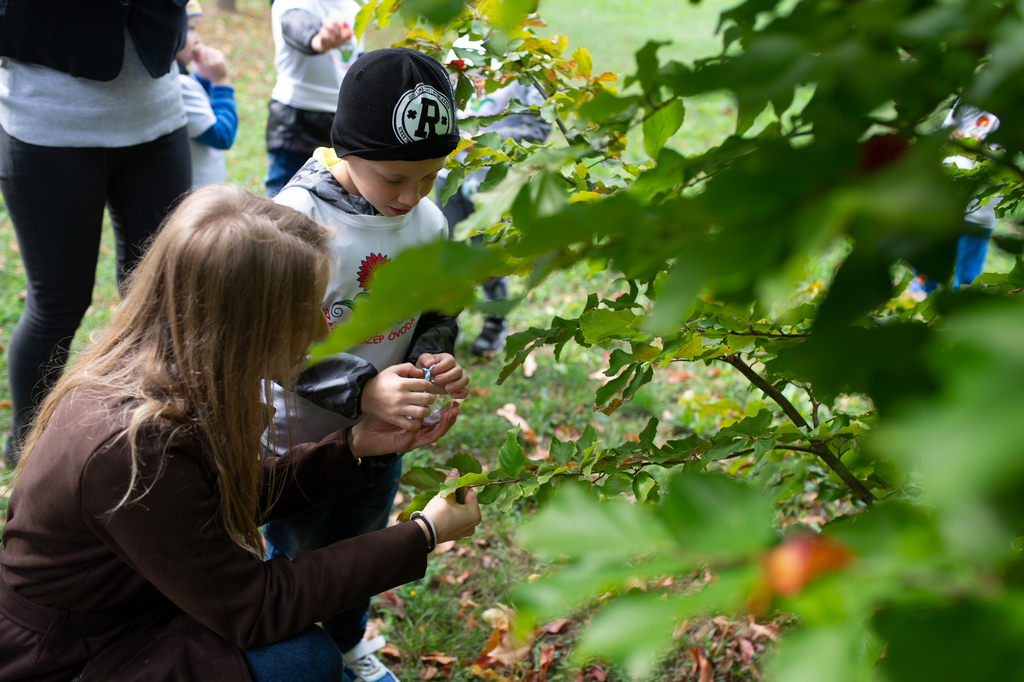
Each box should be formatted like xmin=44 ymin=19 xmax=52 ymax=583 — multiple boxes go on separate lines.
xmin=79 ymin=429 xmax=428 ymax=650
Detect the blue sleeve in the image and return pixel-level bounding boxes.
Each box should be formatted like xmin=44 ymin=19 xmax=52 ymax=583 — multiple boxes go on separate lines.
xmin=194 ymin=85 xmax=239 ymax=150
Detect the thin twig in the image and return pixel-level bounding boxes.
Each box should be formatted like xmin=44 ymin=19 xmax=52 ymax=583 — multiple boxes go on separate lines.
xmin=722 ymin=355 xmax=876 ymax=506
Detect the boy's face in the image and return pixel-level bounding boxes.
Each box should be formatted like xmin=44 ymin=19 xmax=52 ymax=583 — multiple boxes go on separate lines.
xmin=176 ymin=16 xmax=202 ymax=67
xmin=336 ymin=156 xmax=447 ymax=218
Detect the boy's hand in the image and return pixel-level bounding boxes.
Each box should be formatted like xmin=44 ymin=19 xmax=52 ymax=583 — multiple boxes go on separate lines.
xmin=311 ymin=15 xmax=352 ymax=52
xmin=361 ymin=363 xmax=436 ymax=430
xmin=416 ymin=353 xmax=470 ymax=399
xmin=192 ymin=45 xmax=230 ymax=86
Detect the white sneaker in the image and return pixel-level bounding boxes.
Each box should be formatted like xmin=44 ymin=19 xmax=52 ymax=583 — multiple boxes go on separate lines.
xmin=342 ymin=636 xmax=400 ymax=682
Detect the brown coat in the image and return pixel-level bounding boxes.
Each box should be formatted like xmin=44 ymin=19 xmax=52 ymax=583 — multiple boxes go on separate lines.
xmin=0 ymin=391 xmax=428 ymax=681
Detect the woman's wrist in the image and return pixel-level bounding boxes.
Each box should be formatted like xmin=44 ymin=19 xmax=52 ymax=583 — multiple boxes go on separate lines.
xmin=411 ymin=512 xmax=436 ymax=552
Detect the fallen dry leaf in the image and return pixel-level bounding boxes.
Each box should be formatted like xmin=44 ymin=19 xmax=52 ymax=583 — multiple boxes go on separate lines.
xmin=588 ymin=665 xmax=606 ymax=681
xmin=691 ymin=648 xmax=713 ymax=682
xmin=738 ymin=637 xmax=756 ymax=666
xmin=380 ymin=644 xmax=402 ymax=659
xmin=434 ymin=540 xmax=456 ymax=554
xmin=495 ymin=403 xmax=538 ymax=444
xmin=471 ymin=387 xmax=492 ymax=397
xmin=538 ymin=618 xmax=570 ymax=635
xmin=667 ymin=371 xmax=692 ymax=384
xmin=456 ymin=569 xmax=471 ymax=584
xmin=378 ymin=590 xmax=406 ymax=619
xmin=746 ymin=616 xmax=780 ymax=643
xmin=421 ymin=653 xmax=458 ymax=665
xmin=487 ymin=632 xmax=532 ymax=667
xmin=474 ymin=628 xmax=504 ymax=666
xmin=0 ymin=400 xmax=10 ymax=408
xmin=364 ymin=618 xmax=384 ymax=640
xmin=466 ymin=613 xmax=477 ymax=628
xmin=523 ymin=354 xmax=538 ymax=377
xmin=481 ymin=604 xmax=515 ymax=631
xmin=538 ymin=644 xmax=555 ymax=682
xmin=527 ymin=446 xmax=550 ymax=461
xmin=420 ymin=664 xmax=438 ymax=680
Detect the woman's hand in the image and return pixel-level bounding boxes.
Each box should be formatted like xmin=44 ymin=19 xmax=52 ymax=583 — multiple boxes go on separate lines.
xmin=348 ymin=405 xmax=459 ymax=459
xmin=416 ymin=353 xmax=470 ymax=400
xmin=422 ymin=469 xmax=481 ymax=544
xmin=361 ymin=364 xmax=436 ymax=430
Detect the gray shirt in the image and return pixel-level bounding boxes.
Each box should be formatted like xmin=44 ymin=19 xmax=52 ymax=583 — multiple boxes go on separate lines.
xmin=0 ymin=30 xmax=185 ymax=148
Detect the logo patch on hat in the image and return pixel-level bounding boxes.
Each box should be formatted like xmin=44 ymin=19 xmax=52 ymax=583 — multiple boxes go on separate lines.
xmin=392 ymin=84 xmax=454 ymax=144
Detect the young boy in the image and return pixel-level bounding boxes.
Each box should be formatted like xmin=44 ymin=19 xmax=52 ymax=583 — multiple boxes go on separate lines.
xmin=176 ymin=1 xmax=238 ymax=188
xmin=265 ymin=0 xmax=364 ymax=197
xmin=264 ymin=48 xmax=469 ymax=682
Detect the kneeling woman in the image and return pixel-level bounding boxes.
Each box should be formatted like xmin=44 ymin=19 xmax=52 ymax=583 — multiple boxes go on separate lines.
xmin=0 ymin=185 xmax=480 ymax=682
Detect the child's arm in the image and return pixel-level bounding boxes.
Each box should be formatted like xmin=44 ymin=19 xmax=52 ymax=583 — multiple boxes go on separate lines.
xmin=191 ymin=46 xmax=238 ymax=151
xmin=280 ymin=9 xmax=353 ymax=55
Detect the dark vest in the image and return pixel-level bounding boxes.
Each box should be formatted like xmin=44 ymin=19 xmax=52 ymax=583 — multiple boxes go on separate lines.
xmin=0 ymin=0 xmax=188 ymax=82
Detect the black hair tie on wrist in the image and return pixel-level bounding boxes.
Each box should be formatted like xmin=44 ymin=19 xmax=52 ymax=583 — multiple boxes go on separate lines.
xmin=411 ymin=511 xmax=437 ymax=553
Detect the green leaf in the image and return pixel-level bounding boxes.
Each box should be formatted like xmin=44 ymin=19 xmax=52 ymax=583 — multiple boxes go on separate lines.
xmin=655 ymin=472 xmax=775 ymax=557
xmin=498 ymin=428 xmax=526 ymax=478
xmin=730 ymin=409 xmax=774 ymax=437
xmin=519 ymin=485 xmax=670 ymax=562
xmin=444 ymin=453 xmax=483 ymax=475
xmin=639 ymin=417 xmax=659 ymax=449
xmin=475 ymin=131 xmax=505 ymax=151
xmin=577 ymin=595 xmax=682 ymax=676
xmin=580 ymin=309 xmax=640 ymax=343
xmin=595 ymin=364 xmax=636 ymax=406
xmin=642 ymin=98 xmax=685 ymax=159
xmin=475 ymin=483 xmax=505 ymax=505
xmin=400 ymin=467 xmax=446 ymax=489
xmin=438 ymin=165 xmax=465 ymax=207
xmin=352 ymin=0 xmax=377 ymax=41
xmin=309 ymin=241 xmax=504 ymax=359
xmin=549 ymin=436 xmax=576 ymax=466
xmin=632 ymin=470 xmax=658 ymax=503
xmin=439 ymin=472 xmax=493 ymax=497
xmin=397 ymin=490 xmax=435 ymax=522
xmin=601 ymin=473 xmax=633 ymax=498
xmin=576 ymin=424 xmax=598 ymax=460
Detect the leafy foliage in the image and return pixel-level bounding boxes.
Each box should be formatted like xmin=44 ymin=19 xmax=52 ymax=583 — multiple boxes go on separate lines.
xmin=331 ymin=0 xmax=1024 ymax=676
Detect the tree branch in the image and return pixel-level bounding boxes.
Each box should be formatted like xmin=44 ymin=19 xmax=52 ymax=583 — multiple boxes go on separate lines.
xmin=723 ymin=355 xmax=876 ymax=506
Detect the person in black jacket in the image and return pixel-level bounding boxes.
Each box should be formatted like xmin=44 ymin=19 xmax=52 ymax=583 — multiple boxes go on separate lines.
xmin=0 ymin=0 xmax=193 ymax=468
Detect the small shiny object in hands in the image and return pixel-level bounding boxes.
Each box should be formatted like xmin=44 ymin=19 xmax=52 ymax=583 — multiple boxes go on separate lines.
xmin=421 ymin=366 xmax=452 ymax=426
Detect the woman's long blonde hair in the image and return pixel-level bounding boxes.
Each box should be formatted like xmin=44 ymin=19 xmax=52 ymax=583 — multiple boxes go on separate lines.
xmin=15 ymin=185 xmax=332 ymax=554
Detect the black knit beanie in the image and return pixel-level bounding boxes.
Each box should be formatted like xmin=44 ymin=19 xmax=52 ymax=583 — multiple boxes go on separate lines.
xmin=332 ymin=47 xmax=460 ymax=161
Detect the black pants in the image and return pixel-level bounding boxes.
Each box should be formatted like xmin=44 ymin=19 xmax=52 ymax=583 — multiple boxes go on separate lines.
xmin=0 ymin=125 xmax=192 ymax=446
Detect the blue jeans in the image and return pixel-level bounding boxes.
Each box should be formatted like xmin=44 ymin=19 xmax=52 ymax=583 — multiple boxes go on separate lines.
xmin=908 ymin=224 xmax=992 ymax=296
xmin=951 ymin=226 xmax=992 ymax=288
xmin=243 ymin=625 xmax=351 ymax=682
xmin=264 ymin=457 xmax=403 ymax=652
xmin=264 ymin=150 xmax=309 ymax=199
